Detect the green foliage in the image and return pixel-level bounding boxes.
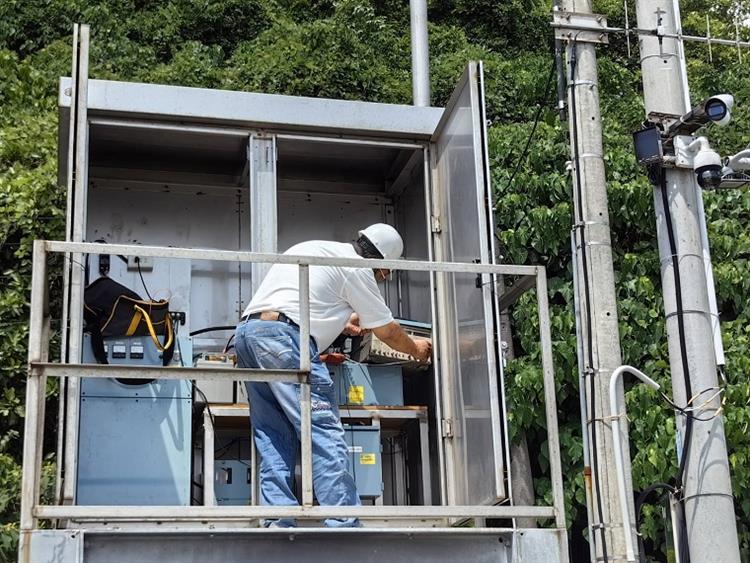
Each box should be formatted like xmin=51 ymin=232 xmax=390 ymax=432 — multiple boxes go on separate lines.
xmin=1 ymin=0 xmax=749 ymax=561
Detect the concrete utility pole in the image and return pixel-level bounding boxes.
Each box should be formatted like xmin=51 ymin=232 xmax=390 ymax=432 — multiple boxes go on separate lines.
xmin=559 ymin=0 xmax=638 ymax=560
xmin=634 ymin=1 xmax=741 ymax=560
xmin=409 ymin=0 xmax=430 ymax=106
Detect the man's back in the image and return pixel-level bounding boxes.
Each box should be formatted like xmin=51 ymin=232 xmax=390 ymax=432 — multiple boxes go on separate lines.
xmin=244 ymin=240 xmax=392 ymax=350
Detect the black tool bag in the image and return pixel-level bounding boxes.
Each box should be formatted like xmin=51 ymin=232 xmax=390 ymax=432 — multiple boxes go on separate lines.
xmin=83 ymin=277 xmax=174 ymax=365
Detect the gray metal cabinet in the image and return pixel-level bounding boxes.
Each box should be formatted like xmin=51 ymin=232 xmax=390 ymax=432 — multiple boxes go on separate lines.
xmin=57 ymin=62 xmax=508 ymax=512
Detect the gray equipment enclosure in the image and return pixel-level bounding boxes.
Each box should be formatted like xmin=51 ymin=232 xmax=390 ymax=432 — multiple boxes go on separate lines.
xmin=19 ymin=24 xmax=568 ymax=563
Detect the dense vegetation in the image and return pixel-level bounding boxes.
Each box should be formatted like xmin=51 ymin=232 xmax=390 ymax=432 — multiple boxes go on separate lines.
xmin=1 ymin=0 xmax=748 ymax=561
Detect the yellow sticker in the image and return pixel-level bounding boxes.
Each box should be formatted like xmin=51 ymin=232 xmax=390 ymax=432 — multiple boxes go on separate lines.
xmin=348 ymin=385 xmax=365 ymax=404
xmin=359 ymin=453 xmax=376 ymax=465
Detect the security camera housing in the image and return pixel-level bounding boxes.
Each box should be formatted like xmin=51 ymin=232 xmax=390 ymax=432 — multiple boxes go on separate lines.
xmin=666 ymin=94 xmax=735 ymax=138
xmin=696 ymin=164 xmax=723 ymax=189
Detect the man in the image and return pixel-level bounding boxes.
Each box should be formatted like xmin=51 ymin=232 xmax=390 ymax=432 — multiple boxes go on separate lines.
xmin=235 ymin=223 xmax=432 ymax=528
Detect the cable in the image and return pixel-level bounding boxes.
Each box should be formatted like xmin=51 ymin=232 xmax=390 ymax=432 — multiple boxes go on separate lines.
xmin=658 ymin=168 xmax=694 ymax=498
xmin=223 ymin=333 xmax=236 ymax=353
xmin=189 ymin=326 xmax=237 ymax=337
xmin=136 ymin=258 xmax=154 ymax=301
xmin=635 ymin=483 xmax=677 ymax=563
xmin=632 ymin=166 xmax=694 ymax=563
xmin=569 ymin=39 xmax=609 ymax=562
xmin=502 ymin=58 xmax=557 ymax=194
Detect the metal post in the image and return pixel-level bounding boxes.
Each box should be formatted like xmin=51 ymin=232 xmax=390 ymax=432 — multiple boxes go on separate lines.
xmin=609 ymin=366 xmax=661 ymax=563
xmin=298 ymin=265 xmax=313 ymax=507
xmin=535 ymin=270 xmax=567 ymax=534
xmin=63 ymin=23 xmax=90 ymax=506
xmin=18 ymin=241 xmax=48 ymax=563
xmin=634 ymin=1 xmax=741 ymax=560
xmin=561 ymin=0 xmax=636 ymax=558
xmin=571 ymin=234 xmax=597 ymax=563
xmin=56 ymin=22 xmax=80 ymax=505
xmin=203 ymin=409 xmax=216 ymax=506
xmin=248 ymin=135 xmax=277 ymax=294
xmin=409 ymin=0 xmax=430 ymax=107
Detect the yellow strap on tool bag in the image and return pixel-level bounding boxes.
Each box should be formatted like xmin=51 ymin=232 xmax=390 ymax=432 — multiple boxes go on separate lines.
xmin=133 ymin=304 xmax=174 ymax=352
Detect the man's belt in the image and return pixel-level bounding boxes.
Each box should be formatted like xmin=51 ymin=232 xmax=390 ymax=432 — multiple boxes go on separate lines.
xmin=241 ymin=311 xmax=299 ymax=329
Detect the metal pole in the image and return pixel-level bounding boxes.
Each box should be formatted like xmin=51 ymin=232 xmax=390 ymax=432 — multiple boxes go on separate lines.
xmin=552 ymin=3 xmax=568 ymax=120
xmin=571 ymin=233 xmax=597 ymax=563
xmin=560 ymin=0 xmax=636 ymax=558
xmin=298 ymin=265 xmax=313 ymax=507
xmin=634 ymin=1 xmax=741 ymax=560
xmin=63 ymin=22 xmax=90 ymax=506
xmin=608 ymin=366 xmax=661 ymax=563
xmin=535 ymin=270 xmax=568 ymax=536
xmin=18 ymin=241 xmax=48 ymax=563
xmin=203 ymin=409 xmax=215 ymax=506
xmin=409 ymin=0 xmax=430 ymax=107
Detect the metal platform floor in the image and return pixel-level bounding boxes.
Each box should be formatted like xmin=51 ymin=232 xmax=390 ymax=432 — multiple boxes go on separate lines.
xmin=30 ymin=527 xmax=566 ymax=563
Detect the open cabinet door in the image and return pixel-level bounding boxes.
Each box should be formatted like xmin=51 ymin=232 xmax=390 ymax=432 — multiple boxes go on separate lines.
xmin=430 ymin=62 xmax=506 ymax=506
xmin=59 ymin=23 xmax=91 ymax=506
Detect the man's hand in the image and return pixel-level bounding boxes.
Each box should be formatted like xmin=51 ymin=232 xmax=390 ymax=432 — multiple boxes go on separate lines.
xmin=373 ymin=321 xmax=432 ymax=363
xmin=411 ymin=339 xmax=432 ymax=363
xmin=343 ymin=313 xmax=369 ymax=336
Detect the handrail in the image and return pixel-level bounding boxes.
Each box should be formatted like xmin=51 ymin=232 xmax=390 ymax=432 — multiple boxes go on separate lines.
xmin=44 ymin=240 xmax=539 ymax=276
xmin=19 ymin=239 xmax=565 ymax=536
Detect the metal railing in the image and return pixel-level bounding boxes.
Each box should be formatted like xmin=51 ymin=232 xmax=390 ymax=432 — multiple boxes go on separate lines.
xmin=20 ymin=239 xmax=566 ymax=534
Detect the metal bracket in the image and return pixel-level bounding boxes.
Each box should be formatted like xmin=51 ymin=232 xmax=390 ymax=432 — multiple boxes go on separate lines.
xmin=552 ymin=11 xmax=609 ymax=44
xmin=441 ymin=418 xmax=453 ymax=439
xmin=430 ymin=215 xmax=441 ymax=234
xmin=646 ymin=111 xmax=681 ymax=127
xmin=673 ymin=135 xmax=697 ymax=168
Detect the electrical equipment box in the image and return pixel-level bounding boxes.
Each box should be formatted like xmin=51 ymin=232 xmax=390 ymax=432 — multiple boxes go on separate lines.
xmin=214 ymin=460 xmax=252 ymax=506
xmin=331 ymin=362 xmax=404 ymax=407
xmin=77 ymin=334 xmax=193 ymax=506
xmin=343 ymin=425 xmax=382 ymax=499
xmin=194 ymin=353 xmax=237 ymax=404
xmin=59 ymin=59 xmax=512 ymax=520
xmin=353 ymin=320 xmax=432 ymax=370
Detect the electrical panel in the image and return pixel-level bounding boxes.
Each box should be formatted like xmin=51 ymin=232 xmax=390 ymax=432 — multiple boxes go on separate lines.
xmin=77 ymin=334 xmax=193 ymax=506
xmin=194 ymin=353 xmax=237 ymax=404
xmin=343 ymin=425 xmax=382 ymax=499
xmin=214 ymin=460 xmax=252 ymax=506
xmin=330 ymin=362 xmax=404 ymax=407
xmin=352 ymin=320 xmax=432 ymax=370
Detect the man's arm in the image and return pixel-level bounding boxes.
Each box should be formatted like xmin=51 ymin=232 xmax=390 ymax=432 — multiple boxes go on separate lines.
xmin=372 ymin=320 xmax=432 ymax=362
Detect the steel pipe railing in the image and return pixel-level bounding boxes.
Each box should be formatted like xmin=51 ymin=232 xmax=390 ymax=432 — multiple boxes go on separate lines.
xmin=19 ymin=239 xmax=565 ymax=533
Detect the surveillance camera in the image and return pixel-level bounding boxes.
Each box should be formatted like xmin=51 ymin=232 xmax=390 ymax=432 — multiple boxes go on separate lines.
xmin=696 ymin=165 xmax=722 ymax=189
xmin=704 ymin=94 xmax=734 ymax=127
xmin=694 ymin=143 xmax=723 ymax=189
xmin=666 ymin=93 xmax=735 ymax=137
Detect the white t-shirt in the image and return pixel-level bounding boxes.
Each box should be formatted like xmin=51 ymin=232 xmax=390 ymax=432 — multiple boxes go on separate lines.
xmin=242 ymin=241 xmax=394 ymax=350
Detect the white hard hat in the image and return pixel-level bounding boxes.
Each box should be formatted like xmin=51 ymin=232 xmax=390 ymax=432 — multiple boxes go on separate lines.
xmin=359 ymin=223 xmax=404 ymax=260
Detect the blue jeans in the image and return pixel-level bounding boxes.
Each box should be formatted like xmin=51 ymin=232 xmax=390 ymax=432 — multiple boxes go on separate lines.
xmin=235 ymin=319 xmax=361 ymax=527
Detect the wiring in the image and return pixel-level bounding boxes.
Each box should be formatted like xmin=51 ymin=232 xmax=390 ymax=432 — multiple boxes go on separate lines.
xmin=502 ymin=58 xmax=557 ymax=194
xmin=137 ymin=258 xmax=155 ymax=301
xmin=632 ymin=165 xmax=695 ymax=563
xmin=569 ymin=39 xmax=609 ymax=562
xmin=189 ymin=326 xmax=237 ymax=337
xmin=177 ymin=334 xmax=215 ymax=429
xmin=636 ymin=482 xmax=679 ymax=563
xmin=657 ymin=167 xmax=694 ymax=505
xmin=223 ymin=333 xmax=236 ymax=353
xmin=659 ymin=386 xmax=726 ymax=422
